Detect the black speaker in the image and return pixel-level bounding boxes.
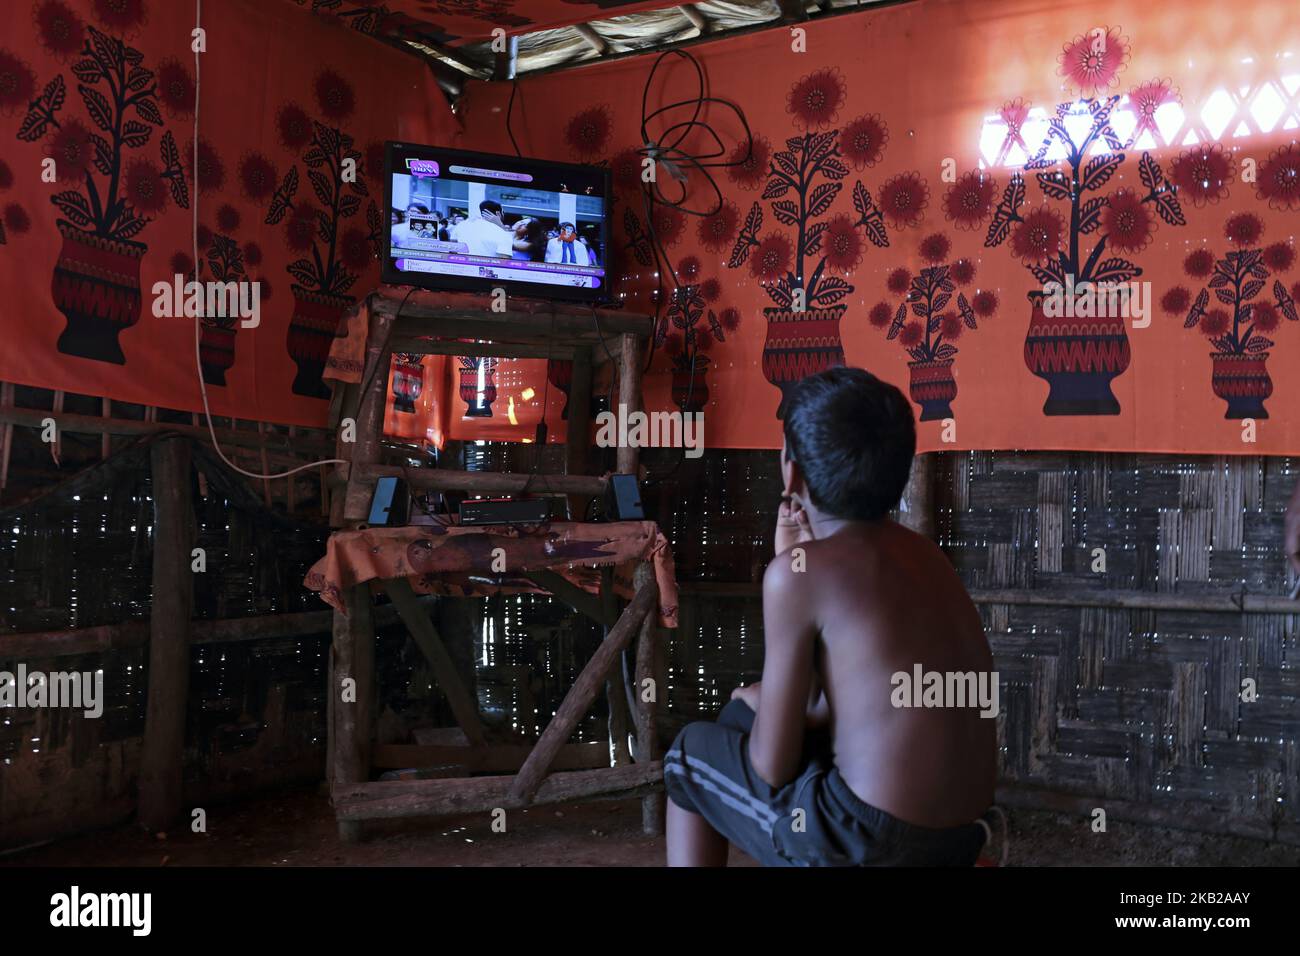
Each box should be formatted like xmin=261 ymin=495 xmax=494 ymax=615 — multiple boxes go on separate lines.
xmin=606 ymin=473 xmax=644 ymax=521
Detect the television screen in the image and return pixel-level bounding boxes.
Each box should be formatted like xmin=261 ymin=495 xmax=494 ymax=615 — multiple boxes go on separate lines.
xmin=381 ymin=142 xmax=611 ymax=303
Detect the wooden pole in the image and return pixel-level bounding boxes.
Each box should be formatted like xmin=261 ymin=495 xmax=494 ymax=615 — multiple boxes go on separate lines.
xmin=564 ymin=348 xmax=593 ymax=520
xmin=616 ymin=332 xmax=644 ymax=476
xmin=138 ymin=436 xmax=195 ymax=832
xmin=508 ymin=580 xmax=657 ymax=804
xmin=631 ymin=561 xmax=665 ymax=834
xmin=337 ymin=761 xmax=662 ymax=822
xmin=602 ymin=566 xmax=633 ymax=767
xmin=330 ymin=583 xmax=375 ymax=842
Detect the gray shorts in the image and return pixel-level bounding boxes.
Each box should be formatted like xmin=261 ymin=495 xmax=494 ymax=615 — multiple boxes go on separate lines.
xmin=664 ymin=699 xmax=988 ymax=867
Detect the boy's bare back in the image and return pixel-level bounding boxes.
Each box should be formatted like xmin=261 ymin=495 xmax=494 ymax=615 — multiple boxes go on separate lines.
xmin=796 ymin=519 xmax=996 ymax=829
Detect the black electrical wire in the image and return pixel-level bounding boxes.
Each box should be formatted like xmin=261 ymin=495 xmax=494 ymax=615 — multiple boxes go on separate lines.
xmin=506 ymin=77 xmax=522 ymax=157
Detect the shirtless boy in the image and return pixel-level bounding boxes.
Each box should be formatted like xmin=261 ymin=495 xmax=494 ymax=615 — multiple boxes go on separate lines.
xmin=664 ymin=367 xmax=997 ymax=866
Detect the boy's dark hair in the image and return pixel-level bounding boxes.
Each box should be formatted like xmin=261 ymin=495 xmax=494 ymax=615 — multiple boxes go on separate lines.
xmin=782 ymin=367 xmax=916 ymax=522
xmin=480 ymin=200 xmax=503 ymax=215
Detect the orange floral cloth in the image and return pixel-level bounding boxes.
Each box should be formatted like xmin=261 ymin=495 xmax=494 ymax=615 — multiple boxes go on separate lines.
xmin=304 ymin=520 xmax=679 ymax=628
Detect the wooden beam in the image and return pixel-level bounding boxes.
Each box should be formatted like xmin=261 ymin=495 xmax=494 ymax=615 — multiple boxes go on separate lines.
xmin=509 ymin=579 xmax=657 ymax=803
xmin=341 ymin=305 xmax=395 ymax=524
xmin=330 ymin=585 xmax=375 ymax=794
xmin=382 ymin=301 xmax=651 ymax=338
xmin=360 ymin=462 xmax=607 ymax=497
xmin=602 ymin=566 xmax=633 ymax=767
xmin=138 ymin=436 xmax=195 ymax=832
xmin=373 ymin=741 xmax=607 ymax=773
xmin=0 ymin=404 xmax=332 ymax=456
xmin=389 ymin=338 xmax=578 ymax=361
xmin=616 ymin=331 xmax=645 ymax=475
xmin=382 ymin=578 xmax=487 ymax=746
xmin=336 ymin=760 xmax=662 ymax=822
xmin=631 ymin=562 xmax=665 ymax=834
xmin=776 ymin=0 xmax=809 ymax=23
xmin=522 ymin=568 xmax=614 ymax=626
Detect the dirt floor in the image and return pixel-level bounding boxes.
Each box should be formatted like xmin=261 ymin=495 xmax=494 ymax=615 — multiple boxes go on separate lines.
xmin=3 ymin=785 xmax=1298 ymax=867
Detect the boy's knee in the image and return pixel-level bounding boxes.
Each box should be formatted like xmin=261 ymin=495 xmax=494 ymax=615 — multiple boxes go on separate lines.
xmin=718 ymin=697 xmax=756 ymax=732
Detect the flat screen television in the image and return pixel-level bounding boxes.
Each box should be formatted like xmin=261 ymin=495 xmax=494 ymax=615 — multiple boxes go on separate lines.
xmin=381 ymin=142 xmax=612 ymax=304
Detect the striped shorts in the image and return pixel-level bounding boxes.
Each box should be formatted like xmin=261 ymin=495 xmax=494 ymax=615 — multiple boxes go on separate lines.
xmin=664 ymin=699 xmax=987 ymax=867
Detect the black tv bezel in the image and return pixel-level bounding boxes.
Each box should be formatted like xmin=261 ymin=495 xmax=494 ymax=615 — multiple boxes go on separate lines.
xmin=380 ymin=141 xmax=613 ymax=304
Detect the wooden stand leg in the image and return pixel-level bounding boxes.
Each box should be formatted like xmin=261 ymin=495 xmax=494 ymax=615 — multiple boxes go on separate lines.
xmin=138 ymin=436 xmax=195 ymax=832
xmin=564 ymin=348 xmax=593 ymax=521
xmin=601 ymin=566 xmax=633 ymax=765
xmin=632 ymin=562 xmax=665 ymax=834
xmin=331 ymin=583 xmax=375 ymax=842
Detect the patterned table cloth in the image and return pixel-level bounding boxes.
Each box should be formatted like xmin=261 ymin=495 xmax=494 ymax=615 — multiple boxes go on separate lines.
xmin=305 ymin=519 xmax=678 ymax=628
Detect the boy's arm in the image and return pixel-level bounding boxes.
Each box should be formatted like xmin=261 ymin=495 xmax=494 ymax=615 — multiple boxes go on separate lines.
xmin=748 ymin=557 xmax=818 ymax=788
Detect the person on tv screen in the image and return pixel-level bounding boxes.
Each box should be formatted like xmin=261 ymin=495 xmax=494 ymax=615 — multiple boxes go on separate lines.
xmin=545 ymin=222 xmax=593 ymax=266
xmin=511 ymin=218 xmax=547 ymax=262
xmin=451 ymin=200 xmax=512 ymax=258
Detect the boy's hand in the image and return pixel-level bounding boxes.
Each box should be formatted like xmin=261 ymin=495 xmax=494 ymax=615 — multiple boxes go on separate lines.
xmin=774 ymin=496 xmax=812 ymax=556
xmin=731 ymin=681 xmax=761 ymax=711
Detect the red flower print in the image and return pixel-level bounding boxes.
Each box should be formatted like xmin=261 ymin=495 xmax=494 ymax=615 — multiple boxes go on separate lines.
xmin=1058 ymin=26 xmax=1130 ymax=99
xmin=1249 ymin=300 xmax=1280 ymax=333
xmin=340 ymin=227 xmax=371 ymax=271
xmin=242 ymin=242 xmax=263 ymax=267
xmin=1159 ymin=286 xmax=1191 ymax=314
xmin=950 ymin=258 xmax=976 ymax=285
xmin=652 ymin=205 xmax=685 ymax=246
xmin=1263 ymin=241 xmax=1295 ymax=273
xmin=156 ymin=59 xmax=195 ymax=119
xmin=727 ymin=136 xmax=771 ymax=191
xmin=839 ymin=114 xmax=888 ymax=169
xmin=868 ymin=302 xmax=893 ymax=328
xmin=1292 ymin=281 xmax=1300 ymax=307
xmin=565 ymin=105 xmax=612 ymax=160
xmin=677 ymin=255 xmax=701 ymax=282
xmin=123 ymin=159 xmax=166 ymax=214
xmin=939 ymin=313 xmax=963 ymax=340
xmin=1101 ymin=188 xmax=1154 ymax=253
xmin=190 ymin=139 xmax=225 ymax=192
xmin=93 ymin=0 xmax=145 ymax=32
xmin=919 ymin=232 xmax=951 ymax=265
xmin=1224 ymin=212 xmax=1263 ymax=248
xmin=611 ymin=147 xmax=643 ymax=194
xmin=3 ymin=203 xmax=30 ymax=234
xmin=0 ymin=49 xmax=36 ymax=113
xmin=45 ymin=118 xmax=92 ymax=181
xmin=239 ymin=153 xmax=277 ymax=201
xmin=1200 ymin=308 xmax=1230 ymax=337
xmin=664 ymin=333 xmax=684 ymax=357
xmin=0 ymin=159 xmax=12 ymax=190
xmin=1257 ymin=144 xmax=1300 ymax=211
xmin=786 ymin=69 xmax=846 ymax=130
xmin=697 ymin=201 xmax=739 ymax=252
xmin=1010 ymin=205 xmax=1064 ymax=265
xmin=258 ymin=277 xmax=272 ymax=302
xmin=878 ymin=172 xmax=929 ymax=229
xmin=286 ymin=204 xmax=320 ymax=252
xmin=1184 ymin=248 xmax=1215 ymax=278
xmin=699 ymin=277 xmax=721 ymax=302
xmin=277 ymin=104 xmax=313 ymax=151
xmin=751 ymin=232 xmax=792 ymax=282
xmin=170 ymin=251 xmax=194 ymax=278
xmin=314 ymin=69 xmax=355 ymax=121
xmin=823 ymin=214 xmax=863 ymax=272
xmin=216 ymin=204 xmax=240 ymax=232
xmin=34 ymin=1 xmax=85 ymax=58
xmin=719 ymin=307 xmax=740 ymax=332
xmin=1170 ymin=143 xmax=1234 ymax=207
xmin=972 ymin=289 xmax=998 ymax=318
xmin=899 ymin=322 xmax=924 ymax=347
xmin=1127 ymin=78 xmax=1177 ymax=140
xmin=943 ymin=171 xmax=996 ymax=230
xmin=196 ymin=223 xmax=212 ymax=251
xmin=696 ymin=328 xmax=715 ymax=351
xmin=365 ymin=142 xmax=386 ymax=183
xmin=886 ymin=267 xmax=912 ymax=295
